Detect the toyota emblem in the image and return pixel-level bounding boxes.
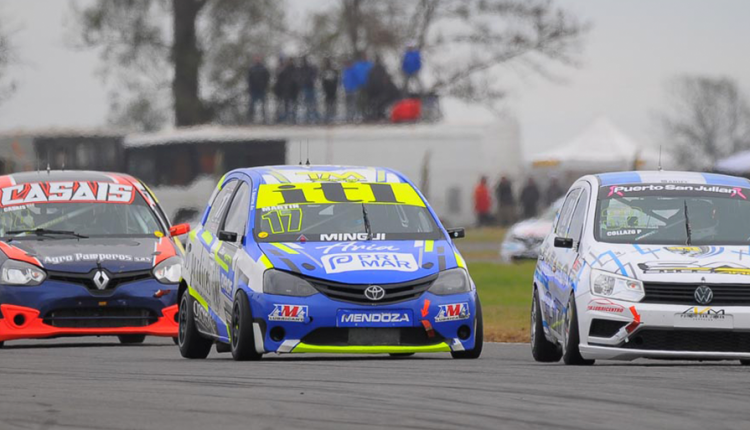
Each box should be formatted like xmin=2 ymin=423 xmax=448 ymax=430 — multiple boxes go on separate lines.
xmin=364 ymin=285 xmax=386 ymax=301
xmin=694 ymin=285 xmax=713 ymax=305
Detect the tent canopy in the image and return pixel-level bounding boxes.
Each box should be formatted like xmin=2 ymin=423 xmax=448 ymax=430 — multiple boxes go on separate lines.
xmin=530 ymin=117 xmax=662 ymax=171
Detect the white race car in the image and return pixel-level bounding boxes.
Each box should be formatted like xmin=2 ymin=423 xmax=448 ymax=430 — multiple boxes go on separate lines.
xmin=500 ymin=197 xmax=563 ymax=263
xmin=531 ymin=170 xmax=750 ymax=364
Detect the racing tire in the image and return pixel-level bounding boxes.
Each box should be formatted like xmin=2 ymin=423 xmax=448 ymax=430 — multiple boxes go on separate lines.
xmin=117 ymin=334 xmax=146 ymax=344
xmin=230 ymin=290 xmax=262 ymax=361
xmin=562 ymin=294 xmax=595 ymax=366
xmin=740 ymin=360 xmax=750 ymax=366
xmin=389 ymin=353 xmax=415 ymax=358
xmin=0 ymin=341 xmax=4 ymax=349
xmin=530 ymin=289 xmax=562 ymax=362
xmin=178 ymin=292 xmax=212 ymax=359
xmin=451 ymin=297 xmax=483 ymax=359
xmin=172 ymin=337 xmax=179 ymax=345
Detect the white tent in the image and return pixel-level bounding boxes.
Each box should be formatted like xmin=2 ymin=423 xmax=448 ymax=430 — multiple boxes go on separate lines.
xmin=530 ymin=117 xmax=663 ymax=172
xmin=715 ymin=150 xmax=750 ymax=175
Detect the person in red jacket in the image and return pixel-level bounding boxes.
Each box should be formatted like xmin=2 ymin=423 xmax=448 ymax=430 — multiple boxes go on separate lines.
xmin=474 ymin=176 xmax=493 ymax=227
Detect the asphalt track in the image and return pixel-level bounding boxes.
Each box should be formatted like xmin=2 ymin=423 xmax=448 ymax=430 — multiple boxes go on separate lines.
xmin=1 ymin=338 xmax=750 ymax=430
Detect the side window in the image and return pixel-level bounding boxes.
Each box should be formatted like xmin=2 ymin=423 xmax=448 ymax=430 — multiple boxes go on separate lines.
xmin=222 ymin=182 xmax=251 ymax=237
xmin=205 ymin=180 xmax=238 ymax=234
xmin=568 ymin=187 xmax=590 ymax=243
xmin=555 ymin=188 xmax=581 ymax=237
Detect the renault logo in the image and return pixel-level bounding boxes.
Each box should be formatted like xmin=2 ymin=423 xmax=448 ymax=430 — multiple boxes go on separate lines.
xmin=93 ymin=270 xmax=110 ymax=290
xmin=364 ymin=285 xmax=386 ymax=301
xmin=694 ymin=285 xmax=713 ymax=305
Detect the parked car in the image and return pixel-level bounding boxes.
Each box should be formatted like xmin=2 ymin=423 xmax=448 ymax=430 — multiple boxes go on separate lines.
xmin=178 ymin=165 xmax=482 ymax=360
xmin=0 ymin=170 xmax=189 ymax=347
xmin=531 ymin=170 xmax=750 ymax=365
xmin=500 ymin=197 xmax=564 ymax=263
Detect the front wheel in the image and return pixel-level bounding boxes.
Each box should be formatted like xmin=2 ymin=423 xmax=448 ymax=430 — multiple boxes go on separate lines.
xmin=230 ymin=290 xmax=262 ymax=361
xmin=740 ymin=360 xmax=750 ymax=366
xmin=562 ymin=294 xmax=595 ymax=366
xmin=531 ymin=288 xmax=562 ymax=362
xmin=451 ymin=298 xmax=483 ymax=359
xmin=117 ymin=334 xmax=146 ymax=344
xmin=178 ymin=292 xmax=212 ymax=359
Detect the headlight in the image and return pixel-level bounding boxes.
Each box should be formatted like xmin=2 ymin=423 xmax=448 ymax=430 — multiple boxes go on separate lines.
xmin=153 ymin=257 xmax=182 ymax=284
xmin=1 ymin=260 xmax=46 ymax=286
xmin=590 ymin=268 xmax=644 ymax=302
xmin=428 ymin=268 xmax=472 ymax=295
xmin=263 ymin=270 xmax=317 ymax=297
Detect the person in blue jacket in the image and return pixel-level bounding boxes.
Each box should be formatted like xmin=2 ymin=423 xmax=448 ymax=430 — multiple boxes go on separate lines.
xmin=402 ymin=43 xmax=422 ymax=94
xmin=342 ymin=59 xmax=359 ymax=122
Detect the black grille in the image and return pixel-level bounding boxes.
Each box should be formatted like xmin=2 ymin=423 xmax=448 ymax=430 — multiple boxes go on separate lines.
xmin=48 ymin=269 xmax=152 ymax=294
xmin=621 ymin=329 xmax=750 ymax=353
xmin=43 ymin=308 xmax=158 ymax=328
xmin=589 ymin=319 xmax=628 ymax=338
xmin=643 ymin=282 xmax=750 ymax=305
xmin=302 ymin=327 xmax=445 ymax=346
xmin=307 ymin=274 xmax=436 ymax=305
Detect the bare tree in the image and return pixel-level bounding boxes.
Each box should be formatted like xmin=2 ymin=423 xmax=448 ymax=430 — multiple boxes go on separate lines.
xmin=299 ymin=0 xmax=588 ymax=104
xmin=71 ymin=0 xmax=285 ymax=130
xmin=0 ymin=14 xmax=17 ymax=105
xmin=659 ymin=75 xmax=750 ymax=170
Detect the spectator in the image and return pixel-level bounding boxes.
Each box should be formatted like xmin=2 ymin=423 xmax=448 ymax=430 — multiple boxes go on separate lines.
xmin=342 ymin=59 xmax=359 ymax=122
xmin=352 ymin=54 xmax=373 ymax=121
xmin=495 ymin=176 xmax=515 ymax=226
xmin=273 ymin=57 xmax=299 ymax=123
xmin=247 ymin=55 xmax=270 ymax=124
xmin=320 ymin=58 xmax=339 ymax=123
xmin=401 ymin=43 xmax=422 ymax=94
xmin=545 ymin=177 xmax=564 ymax=206
xmin=298 ymin=56 xmax=319 ymax=124
xmin=474 ymin=176 xmax=493 ymax=227
xmin=520 ymin=178 xmax=541 ymax=219
xmin=364 ymin=55 xmax=399 ymax=121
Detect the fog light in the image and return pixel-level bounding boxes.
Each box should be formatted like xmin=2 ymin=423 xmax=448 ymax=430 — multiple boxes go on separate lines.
xmin=13 ymin=314 xmax=25 ymax=327
xmin=458 ymin=325 xmax=471 ymax=340
xmin=270 ymin=326 xmax=285 ymax=342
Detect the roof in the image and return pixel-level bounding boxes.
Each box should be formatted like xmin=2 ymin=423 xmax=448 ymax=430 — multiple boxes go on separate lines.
xmin=595 ymin=171 xmax=750 ymax=187
xmin=235 ymin=165 xmax=409 ymax=185
xmin=1 ymin=170 xmax=140 ymax=185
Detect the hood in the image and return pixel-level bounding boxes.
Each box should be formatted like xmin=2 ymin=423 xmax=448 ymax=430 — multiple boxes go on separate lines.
xmin=585 ymin=243 xmax=750 ymax=284
xmin=0 ymin=237 xmax=176 ymax=274
xmin=259 ymin=239 xmax=459 ymax=284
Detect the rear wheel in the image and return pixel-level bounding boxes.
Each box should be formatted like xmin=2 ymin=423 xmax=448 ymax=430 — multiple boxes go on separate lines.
xmin=531 ymin=289 xmax=562 ymax=362
xmin=117 ymin=334 xmax=146 ymax=344
xmin=0 ymin=341 xmax=4 ymax=349
xmin=178 ymin=292 xmax=212 ymax=359
xmin=451 ymin=298 xmax=483 ymax=359
xmin=230 ymin=290 xmax=262 ymax=361
xmin=172 ymin=337 xmax=179 ymax=345
xmin=562 ymin=294 xmax=595 ymax=366
xmin=740 ymin=360 xmax=750 ymax=365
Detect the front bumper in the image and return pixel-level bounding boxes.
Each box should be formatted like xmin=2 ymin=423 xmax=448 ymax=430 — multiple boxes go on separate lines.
xmin=579 ymin=293 xmax=750 ymax=360
xmin=248 ymin=290 xmax=479 ymax=354
xmin=0 ymin=279 xmax=178 ymax=342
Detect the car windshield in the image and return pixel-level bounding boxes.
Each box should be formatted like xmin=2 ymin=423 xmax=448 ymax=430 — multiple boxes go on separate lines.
xmin=0 ymin=181 xmax=163 ymax=238
xmin=254 ymin=182 xmax=442 ymax=242
xmin=596 ymin=183 xmax=750 ymax=245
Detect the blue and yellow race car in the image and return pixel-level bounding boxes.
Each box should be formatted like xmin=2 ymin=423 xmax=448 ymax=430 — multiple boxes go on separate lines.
xmin=178 ymin=165 xmax=483 ymax=360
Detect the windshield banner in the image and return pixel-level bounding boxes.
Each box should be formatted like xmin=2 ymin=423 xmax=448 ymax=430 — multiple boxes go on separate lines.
xmin=256 ymin=182 xmax=425 ymax=209
xmin=0 ymin=181 xmax=136 ymax=209
xmin=600 ymin=184 xmax=749 ymax=200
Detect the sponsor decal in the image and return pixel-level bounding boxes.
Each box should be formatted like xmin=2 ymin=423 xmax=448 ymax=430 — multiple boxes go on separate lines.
xmin=679 ymin=307 xmax=726 ymax=321
xmin=586 ymin=298 xmax=625 ymax=313
xmin=42 ymin=253 xmax=151 ymax=265
xmin=0 ymin=181 xmax=135 ymax=208
xmin=606 ymin=229 xmax=642 ymax=237
xmin=337 ymin=309 xmax=413 ymax=327
xmin=320 ymin=232 xmax=386 ymax=241
xmin=664 ymin=246 xmax=714 ymax=257
xmin=322 ymin=252 xmax=417 ymax=274
xmin=606 ymin=184 xmax=747 ymax=197
xmin=268 ymin=304 xmax=308 ymax=322
xmin=261 ymin=204 xmax=300 ymax=212
xmin=193 ymin=300 xmax=216 ymax=335
xmin=315 ymin=241 xmax=399 ymax=255
xmin=639 ymin=261 xmax=750 ymax=276
xmin=435 ymin=302 xmax=470 ymax=323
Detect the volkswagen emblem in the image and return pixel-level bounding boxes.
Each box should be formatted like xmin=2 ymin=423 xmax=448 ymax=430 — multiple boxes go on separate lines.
xmin=694 ymin=285 xmax=713 ymax=305
xmin=364 ymin=285 xmax=386 ymax=301
xmin=93 ymin=270 xmax=110 ymax=290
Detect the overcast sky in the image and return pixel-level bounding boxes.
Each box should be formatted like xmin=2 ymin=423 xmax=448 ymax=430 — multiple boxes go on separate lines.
xmin=2 ymin=0 xmax=750 ymax=159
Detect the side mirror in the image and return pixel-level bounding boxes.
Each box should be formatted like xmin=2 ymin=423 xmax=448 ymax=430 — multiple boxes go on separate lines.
xmin=169 ymin=223 xmax=190 ymax=237
xmin=554 ymin=237 xmax=574 ymax=249
xmin=218 ymin=230 xmax=238 ymax=242
xmin=446 ymin=227 xmax=465 ymax=239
